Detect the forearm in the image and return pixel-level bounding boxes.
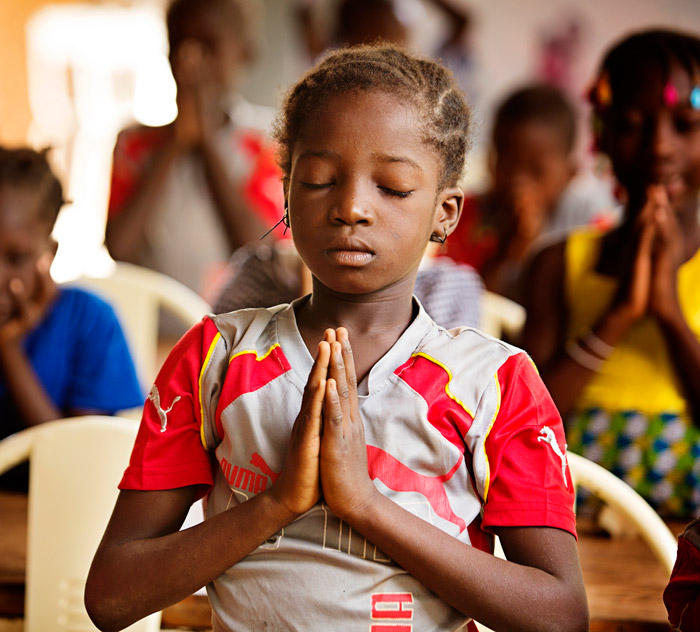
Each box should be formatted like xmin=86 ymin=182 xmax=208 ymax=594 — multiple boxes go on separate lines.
xmin=86 ymin=488 xmax=296 ymax=632
xmin=0 ymin=341 xmax=61 ymax=426
xmin=655 ymin=305 xmax=700 ymax=422
xmin=348 ymin=492 xmax=588 ymax=632
xmin=105 ymin=139 xmax=183 ymax=262
xmin=199 ymin=138 xmax=269 ymax=249
xmin=539 ymin=305 xmax=635 ymax=416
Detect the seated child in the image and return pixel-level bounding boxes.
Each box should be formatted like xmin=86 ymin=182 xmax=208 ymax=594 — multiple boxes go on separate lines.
xmin=444 ymin=83 xmax=616 ymax=300
xmin=86 ymin=44 xmax=587 ymax=632
xmin=105 ymin=0 xmax=284 ymax=296
xmin=0 ymin=146 xmax=143 ymax=486
xmin=519 ymin=29 xmax=700 ymax=518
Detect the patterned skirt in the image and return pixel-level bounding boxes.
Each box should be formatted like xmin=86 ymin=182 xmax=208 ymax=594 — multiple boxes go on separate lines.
xmin=567 ymin=408 xmax=700 ymax=518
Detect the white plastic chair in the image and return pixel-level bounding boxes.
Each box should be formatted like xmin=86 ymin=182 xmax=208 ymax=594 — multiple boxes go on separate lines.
xmin=68 ymin=261 xmax=212 ymax=386
xmin=0 ymin=416 xmax=161 ymax=632
xmin=567 ymin=452 xmax=677 ymax=574
xmin=474 ymin=452 xmax=677 ymax=632
xmin=479 ymin=291 xmax=526 ymax=340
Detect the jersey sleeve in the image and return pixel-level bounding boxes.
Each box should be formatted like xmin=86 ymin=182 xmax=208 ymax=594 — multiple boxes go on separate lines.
xmin=119 ymin=316 xmax=222 ymax=496
xmin=480 ymin=353 xmax=576 ymax=537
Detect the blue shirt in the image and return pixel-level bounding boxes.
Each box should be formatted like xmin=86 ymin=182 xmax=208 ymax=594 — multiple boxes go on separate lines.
xmin=0 ymin=287 xmax=144 ymax=439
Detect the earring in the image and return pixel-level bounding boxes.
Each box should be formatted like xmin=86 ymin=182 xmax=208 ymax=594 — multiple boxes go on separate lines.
xmin=429 ymin=229 xmax=447 ymax=244
xmin=260 ymin=205 xmax=290 ymax=240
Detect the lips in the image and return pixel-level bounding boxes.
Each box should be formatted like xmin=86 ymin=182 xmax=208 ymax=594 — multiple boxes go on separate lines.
xmin=324 ymin=240 xmax=375 ymax=266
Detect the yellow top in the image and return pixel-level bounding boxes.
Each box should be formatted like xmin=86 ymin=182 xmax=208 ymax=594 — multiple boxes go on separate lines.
xmin=565 ymin=228 xmax=700 ymax=417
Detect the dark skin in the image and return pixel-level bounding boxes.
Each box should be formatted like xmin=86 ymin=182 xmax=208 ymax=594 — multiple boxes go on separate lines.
xmin=520 ymin=61 xmax=700 ymax=421
xmin=480 ymin=120 xmax=576 ymax=298
xmin=86 ymin=90 xmax=588 ymax=632
xmin=104 ymin=8 xmax=267 ymax=264
xmin=0 ymin=186 xmax=102 ymax=426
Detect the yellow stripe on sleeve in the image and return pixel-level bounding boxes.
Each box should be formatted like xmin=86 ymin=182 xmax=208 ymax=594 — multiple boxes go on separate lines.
xmin=199 ymin=332 xmax=222 ymax=451
xmin=482 ymin=373 xmax=501 ymax=502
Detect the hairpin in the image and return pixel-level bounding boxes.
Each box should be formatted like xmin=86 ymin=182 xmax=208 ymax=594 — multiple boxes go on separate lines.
xmin=691 ymin=76 xmax=700 ymax=110
xmin=595 ymin=73 xmax=612 ymax=108
xmin=663 ymin=80 xmax=679 ymax=108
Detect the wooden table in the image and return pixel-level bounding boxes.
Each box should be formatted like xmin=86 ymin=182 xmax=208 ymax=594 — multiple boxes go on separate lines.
xmin=0 ymin=490 xmax=679 ymax=631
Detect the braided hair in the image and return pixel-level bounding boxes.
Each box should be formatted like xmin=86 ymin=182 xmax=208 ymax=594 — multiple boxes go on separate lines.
xmin=272 ymin=43 xmax=471 ymax=189
xmin=0 ymin=146 xmax=65 ymax=227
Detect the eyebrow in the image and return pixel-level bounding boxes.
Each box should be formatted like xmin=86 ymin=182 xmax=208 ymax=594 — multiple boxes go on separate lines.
xmin=297 ymin=149 xmax=423 ymax=172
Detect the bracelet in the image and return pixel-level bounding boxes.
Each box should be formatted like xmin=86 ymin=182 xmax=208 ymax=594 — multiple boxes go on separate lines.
xmin=565 ymin=340 xmax=604 ymax=372
xmin=582 ymin=331 xmax=615 ymax=359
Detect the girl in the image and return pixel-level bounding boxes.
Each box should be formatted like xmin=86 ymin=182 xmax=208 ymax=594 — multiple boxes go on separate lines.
xmin=0 ymin=146 xmax=143 ymax=487
xmin=86 ymin=44 xmax=587 ymax=632
xmin=520 ymin=29 xmax=700 ymax=518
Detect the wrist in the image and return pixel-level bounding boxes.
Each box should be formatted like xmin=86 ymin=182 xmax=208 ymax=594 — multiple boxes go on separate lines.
xmin=260 ymin=487 xmax=302 ymax=527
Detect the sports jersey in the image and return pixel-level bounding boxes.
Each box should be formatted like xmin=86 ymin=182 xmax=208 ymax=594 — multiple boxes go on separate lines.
xmin=121 ymin=299 xmax=575 ymax=631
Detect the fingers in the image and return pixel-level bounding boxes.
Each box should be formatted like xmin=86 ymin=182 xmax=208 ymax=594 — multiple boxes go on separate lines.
xmin=302 ymin=339 xmax=331 ymax=407
xmin=336 ymin=328 xmax=359 ymax=421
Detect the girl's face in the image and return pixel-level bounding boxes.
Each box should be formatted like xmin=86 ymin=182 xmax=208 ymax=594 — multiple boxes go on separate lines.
xmin=0 ymin=187 xmax=53 ymax=325
xmin=602 ymin=61 xmax=700 ymax=216
xmin=287 ymin=90 xmax=461 ymax=297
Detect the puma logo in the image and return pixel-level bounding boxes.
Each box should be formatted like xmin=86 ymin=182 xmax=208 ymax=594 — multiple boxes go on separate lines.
xmin=537 ymin=426 xmax=568 ymax=488
xmin=148 ymin=385 xmax=181 ymax=433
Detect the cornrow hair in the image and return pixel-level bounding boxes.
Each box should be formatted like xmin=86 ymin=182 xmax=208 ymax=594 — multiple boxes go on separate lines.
xmin=0 ymin=146 xmax=65 ymax=226
xmin=272 ymin=43 xmax=471 ymax=188
xmin=166 ymin=0 xmax=258 ymax=57
xmin=493 ymin=83 xmax=577 ymax=154
xmin=588 ymin=28 xmax=700 ymax=114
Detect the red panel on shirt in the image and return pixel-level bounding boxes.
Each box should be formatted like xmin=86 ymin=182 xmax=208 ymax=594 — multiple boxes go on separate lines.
xmin=481 ymin=354 xmax=577 ymax=538
xmin=119 ymin=317 xmax=221 ymax=496
xmin=394 ymin=354 xmax=473 ymax=450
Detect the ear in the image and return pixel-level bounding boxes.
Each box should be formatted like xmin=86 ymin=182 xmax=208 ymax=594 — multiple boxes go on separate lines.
xmin=432 ymin=187 xmax=464 ymax=238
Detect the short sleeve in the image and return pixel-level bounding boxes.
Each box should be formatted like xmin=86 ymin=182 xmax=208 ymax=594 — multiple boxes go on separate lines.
xmin=120 ymin=317 xmax=222 ymax=494
xmin=481 ymin=353 xmax=576 ymax=537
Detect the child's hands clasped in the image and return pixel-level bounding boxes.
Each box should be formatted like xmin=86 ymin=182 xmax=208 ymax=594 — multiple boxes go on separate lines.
xmin=320 ymin=328 xmax=375 ymax=521
xmin=617 ymin=185 xmax=684 ymax=324
xmin=271 ymin=327 xmax=376 ymax=523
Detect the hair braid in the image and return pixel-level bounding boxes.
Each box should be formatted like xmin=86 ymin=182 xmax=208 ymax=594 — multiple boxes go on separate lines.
xmin=272 ymin=43 xmax=471 ymax=188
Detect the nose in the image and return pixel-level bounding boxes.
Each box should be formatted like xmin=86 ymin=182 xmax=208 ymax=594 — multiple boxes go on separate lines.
xmin=330 ymin=180 xmax=373 ymax=226
xmin=648 ymin=112 xmax=675 ymax=160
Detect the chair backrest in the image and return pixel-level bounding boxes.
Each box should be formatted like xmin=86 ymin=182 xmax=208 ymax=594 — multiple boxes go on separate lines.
xmin=566 ymin=452 xmax=677 ymax=574
xmin=479 ymin=291 xmax=526 ymax=340
xmin=69 ymin=261 xmax=212 ymax=386
xmin=0 ymin=416 xmax=161 ymax=632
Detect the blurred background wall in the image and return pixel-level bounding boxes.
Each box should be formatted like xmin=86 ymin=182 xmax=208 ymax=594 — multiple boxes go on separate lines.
xmin=0 ymin=0 xmax=698 ymax=279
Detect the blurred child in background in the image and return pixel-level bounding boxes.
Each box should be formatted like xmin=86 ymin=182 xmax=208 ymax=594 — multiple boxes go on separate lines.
xmin=520 ymin=29 xmax=700 ymax=518
xmin=444 ymin=83 xmax=616 ymax=300
xmin=105 ymin=0 xmax=283 ymax=298
xmin=0 ymin=146 xmax=143 ymax=487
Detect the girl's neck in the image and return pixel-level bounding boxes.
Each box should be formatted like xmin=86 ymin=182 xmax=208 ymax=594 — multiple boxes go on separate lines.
xmin=295 ymin=277 xmax=418 ymax=382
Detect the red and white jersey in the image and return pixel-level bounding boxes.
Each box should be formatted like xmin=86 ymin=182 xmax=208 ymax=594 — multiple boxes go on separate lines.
xmin=121 ymin=300 xmax=575 ymax=631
